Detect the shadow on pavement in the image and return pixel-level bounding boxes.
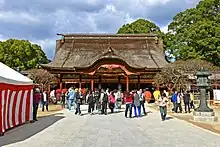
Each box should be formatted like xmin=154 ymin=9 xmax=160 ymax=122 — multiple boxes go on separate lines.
xmin=0 ymin=113 xmax=65 ymax=146
xmin=108 ymin=110 xmax=124 ymax=115
xmin=147 ymin=111 xmax=153 ymax=114
xmin=165 ymin=116 xmax=174 ymax=120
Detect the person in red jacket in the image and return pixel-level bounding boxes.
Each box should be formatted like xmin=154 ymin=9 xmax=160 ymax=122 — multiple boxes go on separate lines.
xmin=33 ymin=88 xmax=42 ymax=121
xmin=125 ymin=91 xmax=133 ymax=118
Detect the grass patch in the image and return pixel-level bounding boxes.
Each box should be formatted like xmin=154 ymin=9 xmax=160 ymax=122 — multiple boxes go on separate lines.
xmin=37 ymin=104 xmax=63 ymax=118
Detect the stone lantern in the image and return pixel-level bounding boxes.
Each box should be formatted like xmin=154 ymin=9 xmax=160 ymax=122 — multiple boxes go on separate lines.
xmin=193 ymin=67 xmax=218 ymax=122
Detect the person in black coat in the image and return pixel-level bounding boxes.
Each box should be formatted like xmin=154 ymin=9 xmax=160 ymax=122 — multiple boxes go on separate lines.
xmin=100 ymin=89 xmax=108 ymax=115
xmin=183 ymin=91 xmax=191 ymax=113
xmin=75 ymin=89 xmax=82 ymax=115
xmin=87 ymin=91 xmax=95 ymax=115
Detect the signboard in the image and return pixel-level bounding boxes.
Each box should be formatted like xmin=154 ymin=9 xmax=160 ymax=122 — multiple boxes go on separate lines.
xmin=213 ymin=90 xmax=220 ymax=103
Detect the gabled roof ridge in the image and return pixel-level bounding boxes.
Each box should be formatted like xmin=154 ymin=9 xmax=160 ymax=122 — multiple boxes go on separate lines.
xmin=57 ymin=33 xmax=158 ymax=37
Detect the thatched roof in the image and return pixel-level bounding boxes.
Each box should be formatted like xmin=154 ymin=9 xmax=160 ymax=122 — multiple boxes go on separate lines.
xmin=41 ymin=34 xmax=168 ymax=71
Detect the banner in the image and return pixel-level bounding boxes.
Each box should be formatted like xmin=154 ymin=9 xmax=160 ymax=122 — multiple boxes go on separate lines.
xmin=0 ymin=83 xmax=33 ymax=134
xmin=213 ymin=90 xmax=220 ymax=102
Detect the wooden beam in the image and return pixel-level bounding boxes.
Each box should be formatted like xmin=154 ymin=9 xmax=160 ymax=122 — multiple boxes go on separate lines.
xmin=79 ymin=74 xmax=82 ymax=89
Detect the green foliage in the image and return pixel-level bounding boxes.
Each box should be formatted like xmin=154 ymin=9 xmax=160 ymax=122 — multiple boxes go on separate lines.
xmin=117 ymin=19 xmax=163 ymax=36
xmin=167 ymin=0 xmax=220 ymax=66
xmin=0 ymin=39 xmax=49 ymax=70
xmin=117 ymin=19 xmax=171 ymax=62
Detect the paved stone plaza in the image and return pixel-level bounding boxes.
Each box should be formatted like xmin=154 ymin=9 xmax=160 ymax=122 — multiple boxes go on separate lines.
xmin=1 ymin=105 xmax=220 ymax=147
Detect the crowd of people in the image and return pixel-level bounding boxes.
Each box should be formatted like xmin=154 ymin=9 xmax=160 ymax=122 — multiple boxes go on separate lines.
xmin=32 ymin=86 xmax=196 ymax=122
xmin=154 ymin=89 xmax=195 ymax=121
xmin=62 ymin=87 xmax=148 ymax=118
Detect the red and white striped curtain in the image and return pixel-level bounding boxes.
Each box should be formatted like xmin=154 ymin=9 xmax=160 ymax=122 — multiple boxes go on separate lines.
xmin=0 ymin=83 xmax=33 ymax=134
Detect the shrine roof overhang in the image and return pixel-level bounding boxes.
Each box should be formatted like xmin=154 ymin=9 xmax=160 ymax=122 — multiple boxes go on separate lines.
xmin=41 ymin=33 xmax=168 ymax=72
xmin=41 ymin=57 xmax=162 ymax=74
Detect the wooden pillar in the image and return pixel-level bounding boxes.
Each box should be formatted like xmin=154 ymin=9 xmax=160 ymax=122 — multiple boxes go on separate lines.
xmin=48 ymin=84 xmax=51 ymax=94
xmin=126 ymin=76 xmax=129 ymax=92
xmin=138 ymin=75 xmax=140 ymax=89
xmin=79 ymin=75 xmax=82 ymax=89
xmin=60 ymin=83 xmax=63 ymax=90
xmin=91 ymin=76 xmax=94 ymax=91
xmin=59 ymin=74 xmax=63 ymax=90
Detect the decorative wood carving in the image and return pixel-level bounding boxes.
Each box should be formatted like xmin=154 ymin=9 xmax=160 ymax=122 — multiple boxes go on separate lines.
xmin=62 ymin=74 xmax=80 ymax=79
xmin=140 ymin=74 xmax=155 ymax=79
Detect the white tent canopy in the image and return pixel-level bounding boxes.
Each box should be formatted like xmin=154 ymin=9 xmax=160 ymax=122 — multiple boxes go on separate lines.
xmin=0 ymin=62 xmax=33 ymax=85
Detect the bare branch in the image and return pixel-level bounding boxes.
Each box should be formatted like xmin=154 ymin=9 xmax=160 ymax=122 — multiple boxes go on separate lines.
xmin=27 ymin=69 xmax=57 ymax=90
xmin=155 ymin=59 xmax=220 ymax=90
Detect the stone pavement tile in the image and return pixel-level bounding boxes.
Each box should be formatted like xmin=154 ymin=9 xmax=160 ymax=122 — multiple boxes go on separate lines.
xmin=3 ymin=105 xmax=220 ymax=147
xmin=64 ymin=138 xmax=84 ymax=147
xmin=96 ymin=136 xmax=111 ymax=147
xmin=82 ymin=136 xmax=98 ymax=147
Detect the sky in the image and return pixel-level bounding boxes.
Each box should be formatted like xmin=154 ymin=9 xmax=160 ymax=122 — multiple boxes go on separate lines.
xmin=0 ymin=0 xmax=200 ymax=59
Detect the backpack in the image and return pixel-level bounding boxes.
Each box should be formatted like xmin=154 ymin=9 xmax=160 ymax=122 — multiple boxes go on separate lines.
xmin=92 ymin=94 xmax=96 ymax=103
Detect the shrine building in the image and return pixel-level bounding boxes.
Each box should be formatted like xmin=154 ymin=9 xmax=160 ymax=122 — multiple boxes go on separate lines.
xmin=41 ymin=34 xmax=168 ymax=91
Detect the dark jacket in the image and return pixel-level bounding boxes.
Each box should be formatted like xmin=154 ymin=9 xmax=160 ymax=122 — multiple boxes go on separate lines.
xmin=94 ymin=91 xmax=100 ymax=102
xmin=33 ymin=92 xmax=42 ymax=104
xmin=183 ymin=93 xmax=190 ymax=103
xmin=75 ymin=91 xmax=81 ymax=104
xmin=87 ymin=94 xmax=95 ymax=104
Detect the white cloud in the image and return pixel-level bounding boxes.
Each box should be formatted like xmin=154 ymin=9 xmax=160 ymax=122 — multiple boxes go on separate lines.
xmin=0 ymin=0 xmax=200 ymax=59
xmin=32 ymin=39 xmax=56 ymax=59
xmin=160 ymin=25 xmax=168 ymax=33
xmin=140 ymin=0 xmax=172 ymax=6
xmin=0 ymin=11 xmax=40 ymax=24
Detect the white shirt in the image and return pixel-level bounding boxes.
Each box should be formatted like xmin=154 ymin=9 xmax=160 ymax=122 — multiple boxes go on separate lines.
xmin=100 ymin=92 xmax=104 ymax=102
xmin=164 ymin=90 xmax=169 ymax=97
xmin=114 ymin=92 xmax=118 ymax=100
xmin=50 ymin=90 xmax=55 ymax=97
xmin=177 ymin=93 xmax=183 ymax=103
xmin=43 ymin=93 xmax=47 ymax=101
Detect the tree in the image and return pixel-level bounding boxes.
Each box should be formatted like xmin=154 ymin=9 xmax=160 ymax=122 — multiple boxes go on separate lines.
xmin=27 ymin=69 xmax=57 ymax=91
xmin=155 ymin=59 xmax=220 ymax=90
xmin=117 ymin=19 xmax=163 ymax=36
xmin=167 ymin=0 xmax=220 ymax=66
xmin=117 ymin=19 xmax=173 ymax=61
xmin=0 ymin=39 xmax=49 ymax=70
